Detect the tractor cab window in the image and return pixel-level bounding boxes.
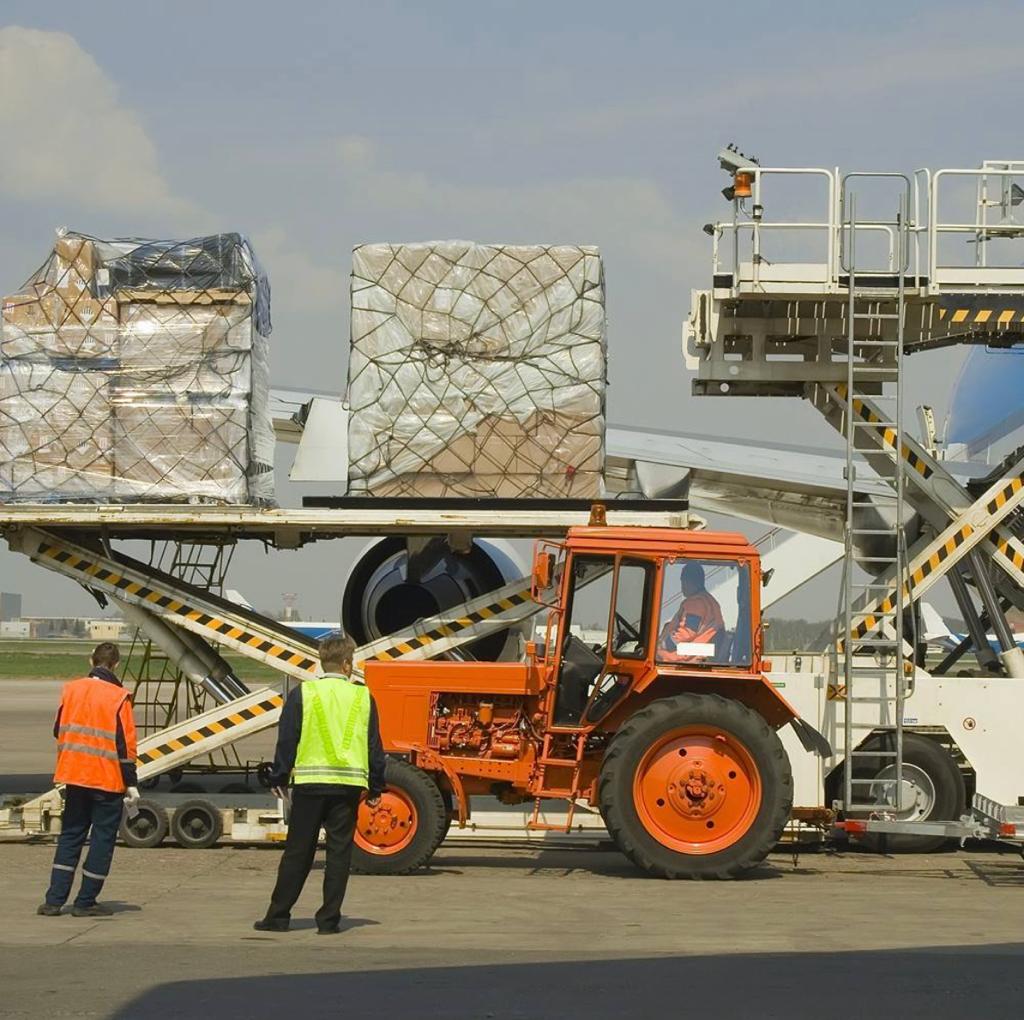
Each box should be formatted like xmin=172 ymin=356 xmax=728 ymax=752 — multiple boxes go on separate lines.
xmin=553 ymin=556 xmax=613 ymax=725
xmin=656 ymin=558 xmax=752 ymax=667
xmin=553 ymin=556 xmax=654 ymax=726
xmin=610 ymin=560 xmax=653 ymax=659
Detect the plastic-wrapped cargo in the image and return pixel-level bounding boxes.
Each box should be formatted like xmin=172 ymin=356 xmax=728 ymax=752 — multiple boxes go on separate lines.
xmin=348 ymin=241 xmax=606 ymax=498
xmin=0 ymin=230 xmax=274 ymax=504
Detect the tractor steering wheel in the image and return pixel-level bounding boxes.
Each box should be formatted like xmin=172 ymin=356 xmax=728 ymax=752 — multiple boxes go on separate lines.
xmin=614 ymin=612 xmax=642 ymax=647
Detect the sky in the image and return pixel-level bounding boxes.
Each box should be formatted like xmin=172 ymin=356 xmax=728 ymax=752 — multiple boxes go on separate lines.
xmin=0 ymin=0 xmax=1021 ymax=620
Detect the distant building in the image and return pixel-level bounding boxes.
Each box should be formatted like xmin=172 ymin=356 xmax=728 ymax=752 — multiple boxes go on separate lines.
xmin=87 ymin=619 xmax=128 ymax=641
xmin=0 ymin=592 xmax=22 ymax=622
xmin=0 ymin=620 xmax=30 ymax=639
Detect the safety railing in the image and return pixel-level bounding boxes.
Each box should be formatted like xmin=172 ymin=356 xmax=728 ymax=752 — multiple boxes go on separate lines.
xmin=709 ymin=160 xmax=1024 ymax=295
xmin=929 ymin=166 xmax=1024 ymax=289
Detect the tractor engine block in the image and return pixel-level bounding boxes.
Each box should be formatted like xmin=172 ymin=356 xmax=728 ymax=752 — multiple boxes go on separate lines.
xmin=429 ymin=694 xmax=525 ymax=759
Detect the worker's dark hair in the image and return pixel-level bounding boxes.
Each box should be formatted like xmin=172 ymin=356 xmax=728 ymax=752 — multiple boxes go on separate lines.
xmin=680 ymin=562 xmax=706 ymax=589
xmin=319 ymin=632 xmax=357 ymax=674
xmin=91 ymin=642 xmax=120 ymax=670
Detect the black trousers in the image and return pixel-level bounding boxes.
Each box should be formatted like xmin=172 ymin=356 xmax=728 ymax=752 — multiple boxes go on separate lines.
xmin=45 ymin=785 xmax=123 ymax=908
xmin=265 ymin=788 xmax=360 ymax=928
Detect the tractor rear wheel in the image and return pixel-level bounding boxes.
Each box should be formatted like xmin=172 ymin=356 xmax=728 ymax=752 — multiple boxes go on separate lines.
xmin=598 ymin=693 xmax=792 ymax=879
xmin=351 ymin=758 xmax=447 ymax=875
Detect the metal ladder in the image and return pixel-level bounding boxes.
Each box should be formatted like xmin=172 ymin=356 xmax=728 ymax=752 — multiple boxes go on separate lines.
xmin=837 ymin=178 xmax=911 ymax=814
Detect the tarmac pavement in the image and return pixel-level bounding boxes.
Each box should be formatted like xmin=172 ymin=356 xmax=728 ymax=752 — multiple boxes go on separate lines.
xmin=1 ymin=839 xmax=1022 ymax=1019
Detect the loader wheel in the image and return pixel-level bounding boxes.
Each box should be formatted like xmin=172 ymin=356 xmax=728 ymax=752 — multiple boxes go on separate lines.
xmin=599 ymin=693 xmax=792 ymax=879
xmin=351 ymin=758 xmax=447 ymax=875
xmin=170 ymin=799 xmax=224 ymax=850
xmin=119 ymin=799 xmax=169 ymax=849
xmin=847 ymin=732 xmax=966 ymax=854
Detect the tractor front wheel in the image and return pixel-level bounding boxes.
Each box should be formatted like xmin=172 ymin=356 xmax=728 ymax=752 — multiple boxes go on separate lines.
xmin=351 ymin=758 xmax=447 ymax=875
xmin=598 ymin=693 xmax=792 ymax=879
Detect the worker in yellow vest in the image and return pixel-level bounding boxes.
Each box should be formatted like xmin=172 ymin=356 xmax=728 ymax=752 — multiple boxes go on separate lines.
xmin=255 ymin=632 xmax=386 ymax=935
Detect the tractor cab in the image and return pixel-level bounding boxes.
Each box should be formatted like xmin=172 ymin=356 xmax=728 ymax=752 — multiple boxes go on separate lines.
xmin=532 ymin=527 xmax=767 ymax=730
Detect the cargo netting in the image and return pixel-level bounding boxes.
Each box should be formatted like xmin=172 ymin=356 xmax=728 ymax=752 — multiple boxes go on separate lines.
xmin=0 ymin=230 xmax=274 ymax=504
xmin=348 ymin=241 xmax=606 ymax=498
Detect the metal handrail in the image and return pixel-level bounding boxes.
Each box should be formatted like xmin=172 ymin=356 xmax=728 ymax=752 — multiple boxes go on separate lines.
xmin=930 ymin=167 xmax=1024 ymax=281
xmin=709 ymin=162 xmax=1024 ymax=293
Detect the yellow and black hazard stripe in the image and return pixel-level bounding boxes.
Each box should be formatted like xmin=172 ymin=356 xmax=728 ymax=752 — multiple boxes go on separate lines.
xmin=848 ymin=468 xmax=1024 ymax=643
xmin=839 ymin=390 xmax=934 ymax=479
xmin=848 ymin=524 xmax=975 ymax=643
xmin=37 ymin=543 xmax=319 ymax=674
xmin=938 ymin=296 xmax=1024 ymax=327
xmin=365 ymin=587 xmax=534 ymax=662
xmin=137 ymin=694 xmax=284 ymax=766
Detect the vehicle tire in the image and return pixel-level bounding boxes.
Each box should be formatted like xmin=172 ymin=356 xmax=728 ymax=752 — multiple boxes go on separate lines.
xmin=436 ymin=782 xmax=454 ymax=847
xmin=119 ymin=799 xmax=169 ymax=849
xmin=847 ymin=732 xmax=966 ymax=854
xmin=170 ymin=799 xmax=224 ymax=850
xmin=351 ymin=758 xmax=447 ymax=875
xmin=598 ymin=693 xmax=793 ymax=879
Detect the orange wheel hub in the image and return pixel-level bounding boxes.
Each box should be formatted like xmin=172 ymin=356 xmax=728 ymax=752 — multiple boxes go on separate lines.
xmin=354 ymin=788 xmax=418 ymax=856
xmin=632 ymin=726 xmax=762 ymax=855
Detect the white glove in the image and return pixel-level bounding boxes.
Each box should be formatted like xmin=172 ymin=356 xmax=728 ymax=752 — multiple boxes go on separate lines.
xmin=123 ymin=786 xmax=140 ymax=820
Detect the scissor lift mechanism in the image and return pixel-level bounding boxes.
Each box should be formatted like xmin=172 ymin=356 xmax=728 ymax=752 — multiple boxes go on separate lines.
xmin=687 ymin=156 xmax=1024 ymax=843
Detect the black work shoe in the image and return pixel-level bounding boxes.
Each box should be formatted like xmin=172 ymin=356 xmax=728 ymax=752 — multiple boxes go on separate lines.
xmin=253 ymin=919 xmax=289 ymax=932
xmin=36 ymin=903 xmax=62 ymax=916
xmin=316 ymin=924 xmax=341 ymax=935
xmin=71 ymin=903 xmax=113 ymax=917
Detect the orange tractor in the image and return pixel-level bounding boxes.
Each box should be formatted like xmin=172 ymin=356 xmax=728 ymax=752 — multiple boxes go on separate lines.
xmin=353 ymin=521 xmax=828 ymax=879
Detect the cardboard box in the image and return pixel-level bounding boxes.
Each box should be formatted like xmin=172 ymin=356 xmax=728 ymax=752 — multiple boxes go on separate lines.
xmin=348 ymin=241 xmax=606 ymax=497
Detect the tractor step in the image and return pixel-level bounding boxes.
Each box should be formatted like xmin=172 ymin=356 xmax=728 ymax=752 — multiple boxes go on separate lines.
xmin=528 ymin=797 xmax=577 ymax=831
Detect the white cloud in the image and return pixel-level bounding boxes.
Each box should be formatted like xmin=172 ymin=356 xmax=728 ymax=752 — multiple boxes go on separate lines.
xmin=0 ymin=26 xmax=194 ymax=217
xmin=333 ymin=145 xmax=698 ymax=279
xmin=252 ymin=226 xmax=345 ymax=314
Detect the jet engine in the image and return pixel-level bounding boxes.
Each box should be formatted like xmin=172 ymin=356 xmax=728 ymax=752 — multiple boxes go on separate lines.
xmin=341 ymin=536 xmax=527 ymax=661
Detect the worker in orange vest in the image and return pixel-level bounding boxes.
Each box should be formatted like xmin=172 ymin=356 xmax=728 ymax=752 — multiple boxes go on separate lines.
xmin=659 ymin=562 xmax=725 ymax=662
xmin=37 ymin=642 xmax=139 ymax=918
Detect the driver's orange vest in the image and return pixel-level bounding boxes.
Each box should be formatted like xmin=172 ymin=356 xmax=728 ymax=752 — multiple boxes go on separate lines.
xmin=671 ymin=593 xmax=724 ymax=646
xmin=53 ymin=677 xmax=136 ymax=794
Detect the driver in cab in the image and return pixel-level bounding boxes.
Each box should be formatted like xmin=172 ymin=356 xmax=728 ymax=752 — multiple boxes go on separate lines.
xmin=659 ymin=563 xmax=724 ymax=663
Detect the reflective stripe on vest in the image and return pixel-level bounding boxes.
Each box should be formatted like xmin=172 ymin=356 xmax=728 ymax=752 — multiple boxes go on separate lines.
xmin=293 ymin=675 xmax=371 ymax=788
xmin=53 ymin=677 xmax=130 ymax=794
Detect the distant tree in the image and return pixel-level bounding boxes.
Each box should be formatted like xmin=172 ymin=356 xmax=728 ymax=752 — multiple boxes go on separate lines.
xmin=764 ymin=618 xmax=833 ymax=652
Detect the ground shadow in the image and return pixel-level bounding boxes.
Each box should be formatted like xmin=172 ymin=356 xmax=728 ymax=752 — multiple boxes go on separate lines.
xmin=111 ymin=943 xmax=1024 ymax=1019
xmin=242 ymin=917 xmax=379 ymax=936
xmin=99 ymin=901 xmax=141 ymax=915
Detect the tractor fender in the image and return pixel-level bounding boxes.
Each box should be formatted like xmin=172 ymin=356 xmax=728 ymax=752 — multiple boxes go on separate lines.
xmin=629 ymin=672 xmax=830 ymax=755
xmin=411 ymin=747 xmax=471 ymax=826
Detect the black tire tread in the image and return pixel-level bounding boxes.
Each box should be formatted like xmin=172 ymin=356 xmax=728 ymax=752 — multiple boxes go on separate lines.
xmin=351 ymin=758 xmax=446 ymax=875
xmin=849 ymin=732 xmax=966 ymax=854
xmin=170 ymin=798 xmax=224 ymax=850
xmin=119 ymin=798 xmax=169 ymax=849
xmin=598 ymin=693 xmax=792 ymax=880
